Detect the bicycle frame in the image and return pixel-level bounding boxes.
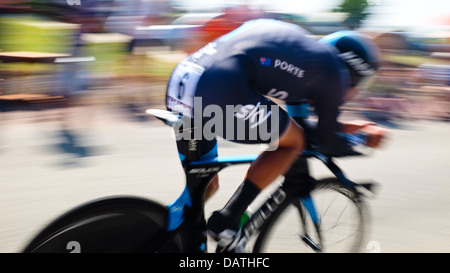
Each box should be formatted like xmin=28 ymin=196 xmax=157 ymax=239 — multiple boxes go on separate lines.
xmin=145 ymin=109 xmax=375 ymax=253
xmin=157 ymin=149 xmax=371 ymax=253
xmin=151 ymin=154 xmax=258 ymax=252
xmin=234 ymin=151 xmax=365 ymax=252
xmin=22 ymin=109 xmax=376 ymax=253
xmin=167 ymin=155 xmax=258 ymax=231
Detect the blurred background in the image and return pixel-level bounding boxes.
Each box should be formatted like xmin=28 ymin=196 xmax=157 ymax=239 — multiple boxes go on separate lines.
xmin=0 ymin=0 xmax=448 ymax=120
xmin=0 ymin=0 xmax=449 ymax=253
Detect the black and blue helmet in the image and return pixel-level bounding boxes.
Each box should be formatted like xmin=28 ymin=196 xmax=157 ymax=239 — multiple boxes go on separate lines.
xmin=319 ymin=31 xmax=381 ymax=86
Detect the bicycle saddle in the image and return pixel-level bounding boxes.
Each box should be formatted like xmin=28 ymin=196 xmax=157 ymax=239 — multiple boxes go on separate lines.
xmin=146 ymin=109 xmax=180 ymax=126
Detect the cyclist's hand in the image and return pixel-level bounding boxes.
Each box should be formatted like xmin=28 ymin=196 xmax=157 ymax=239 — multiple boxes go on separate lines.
xmin=341 ymin=120 xmax=377 ymax=134
xmin=359 ymin=125 xmax=387 ymax=148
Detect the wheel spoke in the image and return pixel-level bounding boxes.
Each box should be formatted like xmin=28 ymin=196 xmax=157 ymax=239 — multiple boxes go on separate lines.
xmin=254 ymin=180 xmax=365 ymax=253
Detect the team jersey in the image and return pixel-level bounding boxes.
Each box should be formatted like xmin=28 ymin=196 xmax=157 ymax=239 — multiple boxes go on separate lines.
xmin=167 ymin=19 xmax=352 ymax=156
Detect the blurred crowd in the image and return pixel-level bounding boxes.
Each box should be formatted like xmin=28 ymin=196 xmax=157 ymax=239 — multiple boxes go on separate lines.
xmin=0 ymin=0 xmax=449 ymax=122
xmin=0 ymin=1 xmax=448 ymax=255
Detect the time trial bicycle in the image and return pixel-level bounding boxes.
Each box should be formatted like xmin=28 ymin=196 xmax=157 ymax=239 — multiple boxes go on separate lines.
xmin=23 ymin=109 xmax=378 ymax=253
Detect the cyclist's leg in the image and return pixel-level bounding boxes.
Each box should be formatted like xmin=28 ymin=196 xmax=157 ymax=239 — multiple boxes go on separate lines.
xmin=174 ymin=118 xmax=219 ymax=202
xmin=205 ymin=175 xmax=219 ymax=201
xmin=194 ymin=63 xmax=305 ymax=245
xmin=166 ymin=59 xmax=220 ymax=202
xmin=207 ymin=118 xmax=304 ymax=241
xmin=245 ymin=118 xmax=304 ymax=189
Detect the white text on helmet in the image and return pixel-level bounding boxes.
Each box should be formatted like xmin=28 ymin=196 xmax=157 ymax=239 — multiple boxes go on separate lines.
xmin=338 ymin=51 xmax=375 ymax=76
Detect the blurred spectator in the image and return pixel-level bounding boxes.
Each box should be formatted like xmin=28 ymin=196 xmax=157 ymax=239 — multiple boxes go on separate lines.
xmin=200 ymin=5 xmax=263 ymax=47
xmin=104 ymin=0 xmax=175 ymax=35
xmin=413 ymin=64 xmax=450 ymax=86
xmin=203 ymin=5 xmax=261 ymax=39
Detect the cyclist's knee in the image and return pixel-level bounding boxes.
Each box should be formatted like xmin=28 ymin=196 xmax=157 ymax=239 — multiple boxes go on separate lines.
xmin=277 ymin=118 xmax=305 ymax=151
xmin=210 ymin=175 xmax=219 ymax=191
xmin=205 ymin=175 xmax=219 ymax=201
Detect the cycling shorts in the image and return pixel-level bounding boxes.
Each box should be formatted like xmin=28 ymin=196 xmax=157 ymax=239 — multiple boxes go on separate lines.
xmin=166 ymin=58 xmax=291 ymax=161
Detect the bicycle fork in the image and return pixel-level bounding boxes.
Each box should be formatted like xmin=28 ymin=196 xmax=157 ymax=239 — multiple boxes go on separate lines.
xmin=297 ymin=195 xmax=322 ymax=252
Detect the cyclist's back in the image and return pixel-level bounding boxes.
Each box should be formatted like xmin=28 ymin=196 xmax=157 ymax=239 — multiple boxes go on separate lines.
xmin=193 ymin=18 xmax=348 ymax=101
xmin=167 ymin=19 xmax=349 ymax=155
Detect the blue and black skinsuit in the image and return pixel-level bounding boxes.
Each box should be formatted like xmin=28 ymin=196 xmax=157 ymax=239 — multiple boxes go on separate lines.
xmin=166 ymin=19 xmax=353 ymax=162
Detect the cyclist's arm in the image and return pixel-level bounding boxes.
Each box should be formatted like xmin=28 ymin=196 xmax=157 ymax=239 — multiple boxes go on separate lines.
xmin=340 ymin=120 xmax=376 ymax=134
xmin=313 ymin=70 xmax=349 ymax=156
xmin=294 ymin=118 xmax=355 ymax=151
xmin=295 ymin=118 xmax=384 ymax=151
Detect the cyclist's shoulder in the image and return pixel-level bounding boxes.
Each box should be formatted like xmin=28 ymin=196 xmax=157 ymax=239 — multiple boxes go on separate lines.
xmin=213 ymin=19 xmax=311 ymax=49
xmin=184 ymin=19 xmax=342 ymax=73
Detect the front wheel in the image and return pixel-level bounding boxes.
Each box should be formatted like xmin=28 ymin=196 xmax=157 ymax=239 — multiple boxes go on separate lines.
xmin=23 ymin=196 xmax=179 ymax=253
xmin=253 ymin=178 xmax=368 ymax=253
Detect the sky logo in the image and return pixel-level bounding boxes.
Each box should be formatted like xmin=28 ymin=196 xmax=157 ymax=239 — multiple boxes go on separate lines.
xmin=260 ymin=57 xmax=271 ymax=66
xmin=66 ymin=0 xmax=81 ymax=5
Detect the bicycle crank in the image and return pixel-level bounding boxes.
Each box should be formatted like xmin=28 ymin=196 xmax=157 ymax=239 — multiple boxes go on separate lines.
xmin=297 ymin=233 xmax=322 ymax=252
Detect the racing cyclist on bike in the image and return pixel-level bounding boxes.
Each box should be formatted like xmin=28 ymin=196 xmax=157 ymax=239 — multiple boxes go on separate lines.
xmin=165 ymin=19 xmax=386 ymax=251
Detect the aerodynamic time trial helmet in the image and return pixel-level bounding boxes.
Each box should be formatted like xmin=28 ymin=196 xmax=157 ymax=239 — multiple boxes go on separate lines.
xmin=319 ymin=31 xmax=381 ymax=86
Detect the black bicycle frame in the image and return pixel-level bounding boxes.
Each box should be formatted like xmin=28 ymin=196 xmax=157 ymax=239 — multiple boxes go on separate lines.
xmin=148 ymin=153 xmax=258 ymax=252
xmin=144 ymin=109 xmax=370 ymax=252
xmin=151 ymin=145 xmax=367 ymax=253
xmin=233 ymin=151 xmax=368 ymax=252
xmin=156 ymin=146 xmax=356 ymax=252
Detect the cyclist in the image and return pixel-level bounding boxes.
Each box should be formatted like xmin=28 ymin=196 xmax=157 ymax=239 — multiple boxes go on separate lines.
xmin=165 ymin=19 xmax=385 ymax=251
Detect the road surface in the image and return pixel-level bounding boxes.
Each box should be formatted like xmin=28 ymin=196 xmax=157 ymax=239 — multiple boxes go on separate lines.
xmin=0 ymin=104 xmax=449 ymax=253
